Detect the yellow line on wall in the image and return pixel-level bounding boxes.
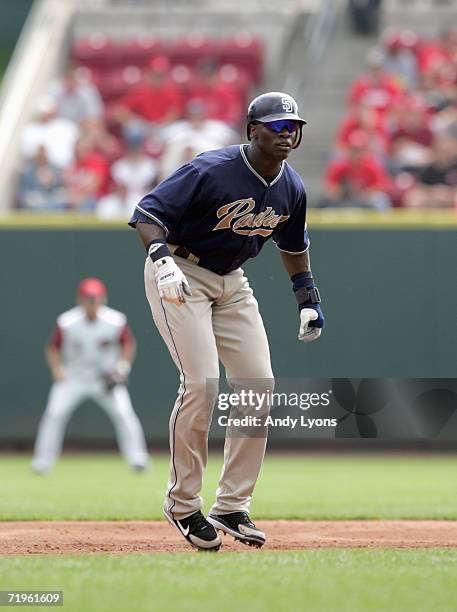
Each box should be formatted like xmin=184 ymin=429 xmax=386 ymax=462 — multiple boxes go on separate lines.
xmin=1 ymin=209 xmax=457 ymax=230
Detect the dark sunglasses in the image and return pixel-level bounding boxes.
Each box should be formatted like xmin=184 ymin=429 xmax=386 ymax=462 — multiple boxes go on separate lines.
xmin=262 ymin=119 xmax=300 ymax=134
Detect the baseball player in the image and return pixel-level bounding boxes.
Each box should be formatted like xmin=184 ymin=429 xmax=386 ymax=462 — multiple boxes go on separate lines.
xmin=32 ymin=278 xmax=149 ymax=474
xmin=129 ymin=92 xmax=324 ymax=551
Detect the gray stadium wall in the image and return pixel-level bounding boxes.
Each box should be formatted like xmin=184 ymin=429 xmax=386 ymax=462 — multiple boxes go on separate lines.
xmin=1 ymin=221 xmax=456 ymax=445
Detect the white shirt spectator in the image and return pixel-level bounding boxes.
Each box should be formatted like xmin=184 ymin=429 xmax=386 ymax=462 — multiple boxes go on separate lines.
xmin=111 ymin=151 xmax=158 ymax=209
xmin=20 ymin=97 xmax=79 ymax=168
xmin=160 ymin=118 xmax=237 ymax=178
xmin=48 ymin=79 xmax=103 ymax=123
xmin=96 ymin=185 xmax=133 ymax=220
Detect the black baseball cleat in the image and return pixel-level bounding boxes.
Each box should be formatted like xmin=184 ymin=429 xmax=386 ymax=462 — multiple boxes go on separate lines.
xmin=208 ymin=512 xmax=266 ymax=548
xmin=164 ymin=510 xmax=221 ymax=551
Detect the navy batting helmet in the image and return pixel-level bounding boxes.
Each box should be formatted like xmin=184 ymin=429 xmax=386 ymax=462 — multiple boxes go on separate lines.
xmin=246 ymin=91 xmax=306 ymax=148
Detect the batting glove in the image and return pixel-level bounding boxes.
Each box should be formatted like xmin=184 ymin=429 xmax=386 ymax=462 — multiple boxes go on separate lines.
xmin=298 ymin=309 xmax=321 ymax=342
xmin=292 ymin=271 xmax=324 ymax=343
xmin=153 ymin=256 xmax=192 ymax=305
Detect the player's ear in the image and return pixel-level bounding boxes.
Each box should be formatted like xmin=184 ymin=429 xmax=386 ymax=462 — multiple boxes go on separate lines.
xmin=249 ymin=123 xmax=258 ymax=140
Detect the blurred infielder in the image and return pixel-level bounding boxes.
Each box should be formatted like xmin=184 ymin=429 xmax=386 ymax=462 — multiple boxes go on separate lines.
xmin=129 ymin=92 xmax=324 ymax=550
xmin=32 ymin=278 xmax=149 ymax=474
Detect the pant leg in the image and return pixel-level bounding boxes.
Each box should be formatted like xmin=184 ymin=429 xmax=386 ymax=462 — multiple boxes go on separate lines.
xmin=32 ymin=380 xmax=83 ymax=472
xmin=210 ymin=269 xmax=274 ymax=515
xmin=95 ymin=385 xmax=149 ymax=467
xmin=144 ymin=257 xmax=221 ymax=519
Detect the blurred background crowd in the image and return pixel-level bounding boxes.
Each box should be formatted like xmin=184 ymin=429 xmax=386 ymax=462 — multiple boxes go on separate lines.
xmin=321 ymin=27 xmax=457 ymax=209
xmin=3 ymin=1 xmax=457 ymax=217
xmin=15 ymin=34 xmax=260 ymax=218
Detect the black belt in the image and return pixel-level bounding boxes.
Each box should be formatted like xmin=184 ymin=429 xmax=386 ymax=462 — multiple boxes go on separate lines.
xmin=174 ymin=246 xmax=200 ymax=264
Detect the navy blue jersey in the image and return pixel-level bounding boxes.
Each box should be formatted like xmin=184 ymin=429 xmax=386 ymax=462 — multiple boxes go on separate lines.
xmin=129 ymin=144 xmax=309 ymax=275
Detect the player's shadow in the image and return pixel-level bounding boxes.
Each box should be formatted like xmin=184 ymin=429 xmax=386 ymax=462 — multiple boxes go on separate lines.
xmin=333 ymin=379 xmax=390 ymax=438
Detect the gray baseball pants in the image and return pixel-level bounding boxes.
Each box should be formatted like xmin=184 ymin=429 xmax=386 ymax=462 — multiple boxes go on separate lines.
xmin=144 ymin=252 xmax=273 ymax=520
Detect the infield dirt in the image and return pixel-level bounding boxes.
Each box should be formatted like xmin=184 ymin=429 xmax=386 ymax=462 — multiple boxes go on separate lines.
xmin=1 ymin=521 xmax=457 ymax=554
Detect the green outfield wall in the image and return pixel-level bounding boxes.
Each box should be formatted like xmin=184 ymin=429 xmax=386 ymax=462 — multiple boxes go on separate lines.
xmin=1 ymin=212 xmax=456 ymax=443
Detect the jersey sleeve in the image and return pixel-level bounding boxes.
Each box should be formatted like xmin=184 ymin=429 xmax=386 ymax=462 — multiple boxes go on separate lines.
xmin=119 ymin=323 xmax=135 ymax=348
xmin=273 ymin=190 xmax=309 ymax=254
xmin=48 ymin=324 xmax=63 ymax=350
xmin=128 ymin=163 xmax=203 ymax=233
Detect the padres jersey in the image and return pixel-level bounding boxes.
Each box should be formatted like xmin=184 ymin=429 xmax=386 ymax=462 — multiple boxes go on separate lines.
xmin=49 ymin=306 xmax=133 ymax=381
xmin=129 ymin=145 xmax=309 ymax=275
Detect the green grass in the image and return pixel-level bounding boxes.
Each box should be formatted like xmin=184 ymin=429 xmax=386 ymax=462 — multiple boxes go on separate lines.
xmin=1 ymin=550 xmax=457 ymax=612
xmin=1 ymin=454 xmax=456 ymax=520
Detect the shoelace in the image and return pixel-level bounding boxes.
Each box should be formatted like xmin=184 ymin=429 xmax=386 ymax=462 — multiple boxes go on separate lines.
xmin=188 ymin=512 xmax=209 ymax=531
xmin=237 ymin=512 xmax=254 ymax=527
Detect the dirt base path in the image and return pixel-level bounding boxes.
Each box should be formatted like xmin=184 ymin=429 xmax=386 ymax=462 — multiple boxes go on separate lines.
xmin=1 ymin=521 xmax=457 ymax=555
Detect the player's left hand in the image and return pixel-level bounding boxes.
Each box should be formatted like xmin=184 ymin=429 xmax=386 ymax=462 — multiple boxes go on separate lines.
xmin=298 ymin=308 xmax=322 ymax=342
xmin=103 ymin=359 xmax=131 ymax=391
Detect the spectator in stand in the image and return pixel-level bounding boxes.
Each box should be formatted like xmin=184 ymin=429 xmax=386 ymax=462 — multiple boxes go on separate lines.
xmin=17 ymin=146 xmax=67 ymax=211
xmin=431 ymin=101 xmax=457 ymax=139
xmin=20 ymin=95 xmax=79 ymax=169
xmin=388 ymin=98 xmax=434 ymax=176
xmin=348 ymin=48 xmax=404 ymax=117
xmin=47 ymin=62 xmax=104 ymax=123
xmin=159 ymin=99 xmax=238 ymax=178
xmin=381 ymin=30 xmax=419 ymax=89
xmin=188 ymin=61 xmax=243 ymax=127
xmin=416 ymin=27 xmax=457 ymax=75
xmin=336 ymin=102 xmax=390 ymax=160
xmin=414 ymin=69 xmax=455 ymax=113
xmin=96 ymin=183 xmax=131 ymax=220
xmin=321 ymin=130 xmax=392 ymax=209
xmin=403 ymin=136 xmax=457 ymax=209
xmin=116 ymin=56 xmax=183 ymax=136
xmin=63 ymin=137 xmax=110 ymax=212
xmin=80 ymin=118 xmax=123 ymax=163
xmin=110 ymin=131 xmax=158 ymax=212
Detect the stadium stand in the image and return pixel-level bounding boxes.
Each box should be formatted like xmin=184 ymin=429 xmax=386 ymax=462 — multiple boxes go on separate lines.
xmin=0 ymin=0 xmax=324 ymax=215
xmin=319 ymin=25 xmax=457 ymax=209
xmin=16 ymin=31 xmax=260 ymax=214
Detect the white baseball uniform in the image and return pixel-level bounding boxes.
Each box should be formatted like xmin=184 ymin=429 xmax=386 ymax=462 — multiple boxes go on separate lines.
xmin=32 ymin=305 xmax=149 ymax=472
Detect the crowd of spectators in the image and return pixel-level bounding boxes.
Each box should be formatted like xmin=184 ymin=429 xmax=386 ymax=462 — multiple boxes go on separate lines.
xmin=320 ymin=27 xmax=457 ymax=210
xmin=16 ymin=33 xmax=262 ymax=217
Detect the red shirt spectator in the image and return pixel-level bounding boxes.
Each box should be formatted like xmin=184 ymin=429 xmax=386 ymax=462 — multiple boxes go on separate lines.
xmin=348 ymin=52 xmax=403 ymax=116
xmin=119 ymin=59 xmax=183 ymax=124
xmin=325 ymin=131 xmax=392 ymax=195
xmin=390 ymin=102 xmax=434 ymax=148
xmin=336 ymin=104 xmax=390 ymax=153
xmin=326 ymin=154 xmax=390 ymax=193
xmin=64 ymin=137 xmax=110 ymax=210
xmin=189 ymin=66 xmax=243 ymax=126
xmin=416 ymin=38 xmax=451 ymax=74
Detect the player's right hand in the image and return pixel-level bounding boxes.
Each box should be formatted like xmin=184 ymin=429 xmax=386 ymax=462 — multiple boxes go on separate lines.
xmin=153 ymin=256 xmax=192 ymax=305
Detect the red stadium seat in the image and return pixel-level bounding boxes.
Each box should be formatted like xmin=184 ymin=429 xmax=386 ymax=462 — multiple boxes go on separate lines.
xmin=169 ymin=64 xmax=193 ymax=87
xmin=218 ymin=33 xmax=264 ymax=82
xmin=216 ymin=64 xmax=250 ymax=109
xmin=119 ymin=35 xmax=166 ymax=67
xmin=71 ymin=34 xmax=122 ymax=70
xmin=168 ymin=34 xmax=217 ymax=67
xmin=99 ymin=66 xmax=143 ymax=103
xmin=72 ymin=65 xmax=103 ymax=88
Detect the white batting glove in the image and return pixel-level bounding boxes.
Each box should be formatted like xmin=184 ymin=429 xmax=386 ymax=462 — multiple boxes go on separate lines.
xmin=153 ymin=256 xmax=192 ymax=305
xmin=298 ymin=308 xmax=321 ymax=342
